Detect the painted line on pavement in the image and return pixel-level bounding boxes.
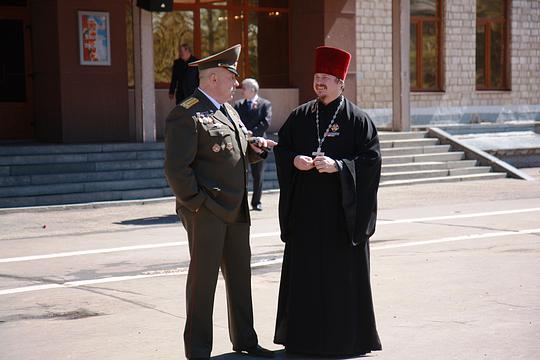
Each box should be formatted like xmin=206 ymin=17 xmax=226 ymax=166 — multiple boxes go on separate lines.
xmin=371 ymin=227 xmax=540 ymax=250
xmin=377 ymin=207 xmax=540 ymax=225
xmin=2 ymin=207 xmax=539 ymax=264
xmin=0 ymin=242 xmax=188 ymax=264
xmin=0 ymin=232 xmax=278 ymax=264
xmin=1 ymin=228 xmax=539 ymax=297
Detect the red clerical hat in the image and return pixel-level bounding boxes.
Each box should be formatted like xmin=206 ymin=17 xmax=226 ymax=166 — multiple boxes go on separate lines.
xmin=314 ymin=46 xmax=351 ymax=81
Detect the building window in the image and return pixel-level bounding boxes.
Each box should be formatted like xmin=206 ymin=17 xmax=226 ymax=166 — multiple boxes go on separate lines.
xmin=152 ymin=0 xmax=289 ymax=88
xmin=476 ymin=0 xmax=509 ymax=90
xmin=410 ymin=0 xmax=443 ymax=91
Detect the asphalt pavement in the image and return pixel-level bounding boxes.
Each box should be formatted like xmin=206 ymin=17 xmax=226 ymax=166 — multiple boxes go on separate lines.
xmin=1 ymin=168 xmax=539 ymax=360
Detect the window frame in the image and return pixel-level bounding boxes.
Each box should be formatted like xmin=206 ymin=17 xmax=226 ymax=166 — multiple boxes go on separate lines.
xmin=153 ymin=0 xmax=289 ymax=88
xmin=410 ymin=0 xmax=444 ymax=92
xmin=476 ymin=0 xmax=511 ymax=91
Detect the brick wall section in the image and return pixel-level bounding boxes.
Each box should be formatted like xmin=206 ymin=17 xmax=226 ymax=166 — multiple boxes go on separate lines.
xmin=356 ymin=0 xmax=393 ymax=109
xmin=356 ymin=0 xmax=540 ymax=121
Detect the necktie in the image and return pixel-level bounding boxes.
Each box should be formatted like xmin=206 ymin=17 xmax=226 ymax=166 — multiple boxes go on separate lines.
xmin=220 ymin=105 xmax=234 ymax=126
xmin=246 ymin=100 xmax=252 ymax=109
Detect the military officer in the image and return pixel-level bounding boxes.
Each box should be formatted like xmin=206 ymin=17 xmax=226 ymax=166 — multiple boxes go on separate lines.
xmin=164 ymin=44 xmax=276 ymax=360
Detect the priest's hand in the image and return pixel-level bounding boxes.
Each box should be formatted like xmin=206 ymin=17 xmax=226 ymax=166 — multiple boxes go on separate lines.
xmin=313 ymin=155 xmax=338 ymax=173
xmin=294 ymin=155 xmax=314 ymax=171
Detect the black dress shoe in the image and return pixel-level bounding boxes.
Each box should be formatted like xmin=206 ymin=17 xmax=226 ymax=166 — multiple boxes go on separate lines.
xmin=252 ymin=204 xmax=263 ymax=211
xmin=235 ymin=344 xmax=274 ymax=357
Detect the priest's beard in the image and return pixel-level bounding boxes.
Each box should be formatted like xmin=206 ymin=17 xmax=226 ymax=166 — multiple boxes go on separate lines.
xmin=316 ymin=90 xmax=343 ymax=105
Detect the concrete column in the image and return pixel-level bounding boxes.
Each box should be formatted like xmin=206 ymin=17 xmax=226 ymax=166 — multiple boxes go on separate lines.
xmin=392 ymin=0 xmax=411 ymax=131
xmin=132 ymin=5 xmax=156 ymax=143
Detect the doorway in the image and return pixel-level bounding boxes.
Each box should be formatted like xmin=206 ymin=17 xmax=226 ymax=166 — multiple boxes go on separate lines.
xmin=0 ymin=4 xmax=33 ymax=141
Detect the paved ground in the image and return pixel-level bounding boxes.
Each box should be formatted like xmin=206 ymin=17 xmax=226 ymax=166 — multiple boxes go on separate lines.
xmin=1 ymin=168 xmax=539 ymax=360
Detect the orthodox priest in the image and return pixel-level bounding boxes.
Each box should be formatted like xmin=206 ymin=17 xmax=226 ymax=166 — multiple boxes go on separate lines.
xmin=273 ymin=46 xmax=382 ymax=357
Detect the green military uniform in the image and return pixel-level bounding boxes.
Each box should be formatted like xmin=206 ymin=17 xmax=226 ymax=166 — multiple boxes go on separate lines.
xmin=164 ymin=45 xmax=265 ymax=359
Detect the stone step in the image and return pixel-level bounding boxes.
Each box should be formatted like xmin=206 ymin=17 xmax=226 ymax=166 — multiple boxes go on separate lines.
xmin=0 ymin=178 xmax=169 ymax=198
xmin=381 ymin=145 xmax=451 ymax=157
xmin=382 ymin=152 xmax=465 ymax=164
xmin=5 ymin=159 xmax=164 ymax=176
xmin=378 ymin=131 xmax=428 ymax=141
xmin=0 ymin=169 xmax=165 ymax=187
xmin=380 ymin=172 xmax=507 ymax=187
xmin=0 ymin=142 xmax=165 ymax=156
xmin=382 ymin=160 xmax=478 ymax=173
xmin=380 ymin=138 xmax=439 ymax=149
xmin=0 ymin=150 xmax=164 ymax=166
xmin=249 ymin=171 xmax=278 ymax=182
xmin=0 ymin=187 xmax=174 ymax=208
xmin=381 ymin=167 xmax=492 ymax=182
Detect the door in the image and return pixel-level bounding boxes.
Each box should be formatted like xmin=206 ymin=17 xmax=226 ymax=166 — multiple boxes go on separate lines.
xmin=0 ymin=4 xmax=33 ymax=141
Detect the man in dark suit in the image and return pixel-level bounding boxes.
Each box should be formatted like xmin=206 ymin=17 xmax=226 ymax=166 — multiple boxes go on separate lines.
xmin=169 ymin=43 xmax=200 ymax=105
xmin=164 ymin=44 xmax=276 ymax=360
xmin=234 ymin=78 xmax=272 ymax=211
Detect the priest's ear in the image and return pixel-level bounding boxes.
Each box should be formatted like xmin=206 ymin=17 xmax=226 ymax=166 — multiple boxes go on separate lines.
xmin=338 ymin=79 xmax=345 ymax=92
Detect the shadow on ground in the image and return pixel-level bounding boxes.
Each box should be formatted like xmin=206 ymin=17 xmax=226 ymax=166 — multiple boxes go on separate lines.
xmin=114 ymin=214 xmax=179 ymax=226
xmin=211 ymin=350 xmax=370 ymax=360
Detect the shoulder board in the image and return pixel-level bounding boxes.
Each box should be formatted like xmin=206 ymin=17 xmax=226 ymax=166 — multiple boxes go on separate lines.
xmin=180 ymin=97 xmax=199 ymax=109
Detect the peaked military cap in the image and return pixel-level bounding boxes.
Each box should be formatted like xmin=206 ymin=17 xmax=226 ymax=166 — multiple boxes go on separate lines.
xmin=189 ymin=44 xmax=241 ymax=76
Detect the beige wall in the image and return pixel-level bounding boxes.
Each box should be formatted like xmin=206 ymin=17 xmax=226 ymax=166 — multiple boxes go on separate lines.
xmin=356 ymin=0 xmax=540 ymax=126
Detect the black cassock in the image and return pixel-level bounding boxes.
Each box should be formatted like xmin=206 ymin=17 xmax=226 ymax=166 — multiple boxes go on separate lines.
xmin=273 ymin=95 xmax=382 ymax=357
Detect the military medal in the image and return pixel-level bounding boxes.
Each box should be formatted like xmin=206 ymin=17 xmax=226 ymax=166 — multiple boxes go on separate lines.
xmin=312 ymin=96 xmax=344 ymax=157
xmin=226 ymin=142 xmax=233 ymax=150
xmin=212 ymin=144 xmax=221 ymax=152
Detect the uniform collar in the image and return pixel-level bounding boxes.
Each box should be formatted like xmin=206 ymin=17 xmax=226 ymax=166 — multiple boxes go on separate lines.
xmin=198 ymin=87 xmax=222 ymax=110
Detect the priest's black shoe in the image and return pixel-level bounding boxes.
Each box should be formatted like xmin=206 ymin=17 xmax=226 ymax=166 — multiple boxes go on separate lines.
xmin=234 ymin=345 xmax=274 ymax=357
xmin=252 ymin=204 xmax=263 ymax=211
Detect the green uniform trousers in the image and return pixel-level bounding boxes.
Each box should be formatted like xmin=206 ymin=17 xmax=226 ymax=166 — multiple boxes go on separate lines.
xmin=179 ymin=204 xmax=258 ymax=358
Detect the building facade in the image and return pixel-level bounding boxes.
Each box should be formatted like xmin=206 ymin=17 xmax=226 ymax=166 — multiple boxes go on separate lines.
xmin=0 ymin=0 xmax=538 ymax=143
xmin=358 ymin=0 xmax=540 ymax=127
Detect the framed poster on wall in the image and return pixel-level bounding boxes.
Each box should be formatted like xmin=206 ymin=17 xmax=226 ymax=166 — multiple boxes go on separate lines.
xmin=78 ymin=11 xmax=111 ymax=66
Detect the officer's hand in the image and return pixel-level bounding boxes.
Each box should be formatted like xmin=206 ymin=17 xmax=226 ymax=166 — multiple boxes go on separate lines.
xmin=249 ymin=137 xmax=277 ymax=150
xmin=294 ymin=155 xmax=314 ymax=171
xmin=313 ymin=156 xmax=338 ymax=173
xmin=249 ymin=142 xmax=264 ymax=154
xmin=168 ymin=93 xmax=174 ymax=100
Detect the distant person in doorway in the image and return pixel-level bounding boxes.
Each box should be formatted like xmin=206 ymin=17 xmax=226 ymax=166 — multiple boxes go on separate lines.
xmin=169 ymin=43 xmax=199 ymax=105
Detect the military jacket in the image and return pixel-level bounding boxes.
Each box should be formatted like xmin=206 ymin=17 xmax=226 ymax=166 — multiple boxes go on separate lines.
xmin=164 ymin=89 xmax=262 ymax=223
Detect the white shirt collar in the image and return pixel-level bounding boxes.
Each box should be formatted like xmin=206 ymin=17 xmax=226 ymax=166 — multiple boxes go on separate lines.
xmin=245 ymin=94 xmax=258 ymax=104
xmin=198 ymin=87 xmax=222 ymax=110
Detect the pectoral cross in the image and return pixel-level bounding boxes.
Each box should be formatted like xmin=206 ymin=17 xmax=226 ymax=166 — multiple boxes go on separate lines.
xmin=312 ymin=147 xmax=325 ymax=157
